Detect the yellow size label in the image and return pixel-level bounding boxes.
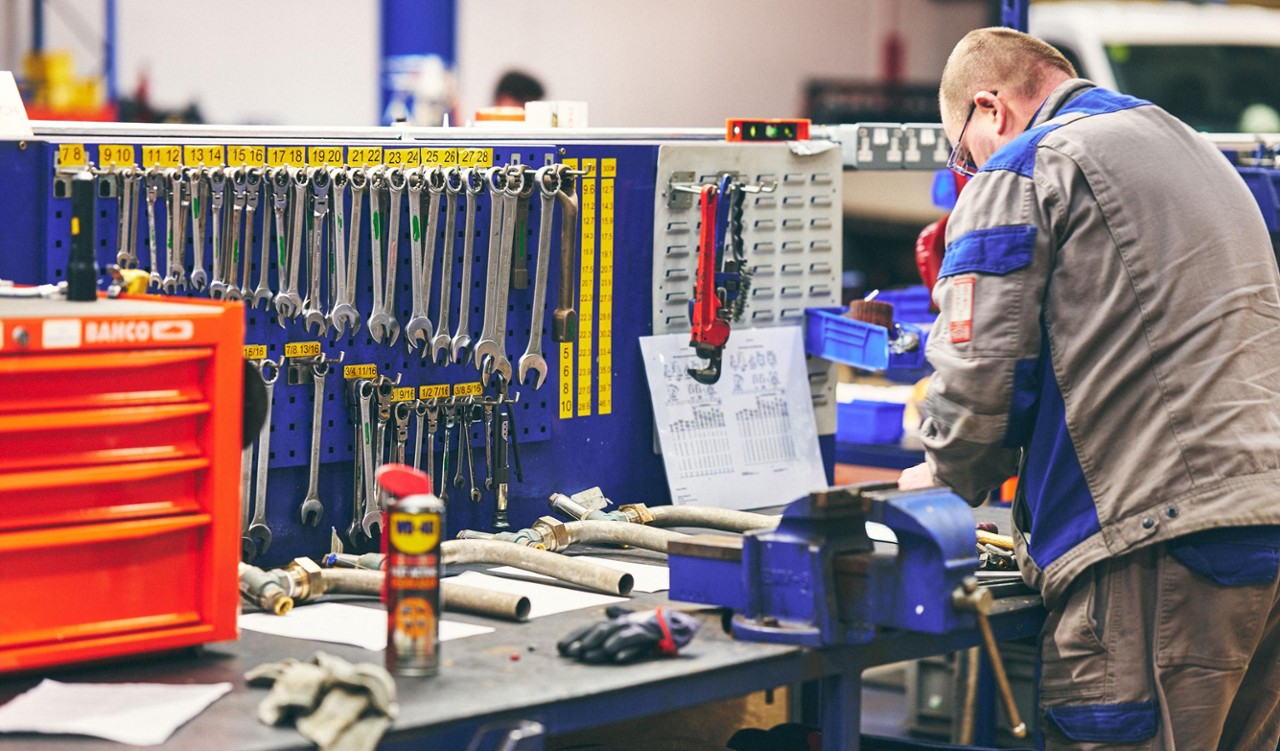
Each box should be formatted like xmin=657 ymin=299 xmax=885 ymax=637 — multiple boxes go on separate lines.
xmin=384 ymin=147 xmax=422 ymax=168
xmin=308 ymin=145 xmax=344 ymax=167
xmin=453 ymin=381 xmax=483 ymax=397
xmin=243 ymin=345 xmax=268 ymax=360
xmin=57 ymin=143 xmax=87 ymax=168
xmin=419 ymin=384 xmax=450 ymax=399
xmin=98 ymin=144 xmax=135 ymax=166
xmin=421 ymin=147 xmax=456 ymax=167
xmin=577 ymin=160 xmax=598 ymax=418
xmin=599 ymin=173 xmax=614 ymax=415
xmin=344 ymin=364 xmax=378 ymax=379
xmin=348 ymin=146 xmax=383 ymax=168
xmin=184 ymin=145 xmax=225 ymax=166
xmin=559 ymin=342 xmax=574 ymax=419
xmin=141 ymin=145 xmax=182 ymax=168
xmin=392 ymin=387 xmax=416 ymax=402
xmin=284 ymin=341 xmax=322 ymax=358
xmin=267 ymin=146 xmax=306 ymax=168
xmin=228 ymin=145 xmax=266 ymax=166
xmin=459 ymin=148 xmax=493 ymax=168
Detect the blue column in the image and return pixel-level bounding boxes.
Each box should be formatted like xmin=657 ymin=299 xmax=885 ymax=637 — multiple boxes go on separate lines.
xmin=379 ymin=0 xmax=456 ymax=125
xmin=32 ymin=0 xmax=44 ymax=51
xmin=1002 ymin=0 xmax=1028 ymax=32
xmin=104 ymin=0 xmax=118 ymax=103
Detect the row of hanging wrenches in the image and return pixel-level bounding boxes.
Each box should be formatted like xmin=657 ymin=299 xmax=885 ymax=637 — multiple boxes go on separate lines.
xmin=103 ymin=160 xmax=582 ymax=391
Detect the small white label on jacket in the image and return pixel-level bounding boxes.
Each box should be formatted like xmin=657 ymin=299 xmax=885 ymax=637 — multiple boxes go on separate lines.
xmin=950 ymin=276 xmax=975 ymax=344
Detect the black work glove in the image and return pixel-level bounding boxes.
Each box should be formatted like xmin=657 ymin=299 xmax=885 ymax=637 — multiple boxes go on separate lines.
xmin=557 ymin=606 xmax=700 ymax=664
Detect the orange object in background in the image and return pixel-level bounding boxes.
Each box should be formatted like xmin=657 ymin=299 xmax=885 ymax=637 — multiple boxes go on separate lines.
xmin=0 ymin=295 xmax=243 ymax=674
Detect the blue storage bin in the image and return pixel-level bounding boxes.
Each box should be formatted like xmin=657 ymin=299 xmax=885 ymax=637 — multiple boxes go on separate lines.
xmin=877 ymin=286 xmax=937 ymax=325
xmin=837 ymin=400 xmax=906 ymax=445
xmin=805 ymin=307 xmax=889 ymax=371
xmin=886 ymin=322 xmax=932 ymax=384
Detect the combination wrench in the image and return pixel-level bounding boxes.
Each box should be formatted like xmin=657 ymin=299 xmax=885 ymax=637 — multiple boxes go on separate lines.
xmin=303 ymin=168 xmax=332 ymax=335
xmin=241 ymin=167 xmax=263 ymax=299
xmin=450 ymin=168 xmax=485 ymax=364
xmin=144 ymin=167 xmax=165 ymax=289
xmin=551 ymin=173 xmax=581 ymax=345
xmin=299 ymin=360 xmax=329 ymax=527
xmin=207 ymin=168 xmax=228 ymax=298
xmin=356 ymin=379 xmax=381 ymax=539
xmin=114 ymin=167 xmax=139 ymax=269
xmin=336 ymin=168 xmax=368 ymax=337
xmin=393 ymin=400 xmax=412 ymax=465
xmin=186 ymin=167 xmax=208 ymax=291
xmin=366 ymin=169 xmax=389 ymax=342
xmin=244 ymin=358 xmax=279 ymax=559
xmin=369 ymin=169 xmax=405 ymax=345
xmin=404 ymin=169 xmax=432 ymax=351
xmin=327 ymin=167 xmax=360 ymax=337
xmin=274 ymin=168 xmax=307 ymax=327
xmin=223 ymin=168 xmax=247 ymax=301
xmin=255 ymin=167 xmax=289 ymax=311
xmin=430 ymin=168 xmax=462 ymax=364
xmin=518 ymin=165 xmax=561 ymax=389
xmin=473 ymin=166 xmax=524 ymax=386
xmin=162 ymin=168 xmax=187 ymax=293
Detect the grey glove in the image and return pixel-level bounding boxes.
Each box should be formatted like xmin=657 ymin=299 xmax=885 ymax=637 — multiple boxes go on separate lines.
xmin=246 ymin=651 xmax=397 ymax=751
xmin=557 ymin=606 xmax=700 ymax=664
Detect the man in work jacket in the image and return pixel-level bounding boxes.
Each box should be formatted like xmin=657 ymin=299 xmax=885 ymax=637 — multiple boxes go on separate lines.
xmin=898 ymin=26 xmax=1280 ymax=750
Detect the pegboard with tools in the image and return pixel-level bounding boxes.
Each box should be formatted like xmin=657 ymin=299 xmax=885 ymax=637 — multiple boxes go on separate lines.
xmin=0 ymin=126 xmax=840 ymax=568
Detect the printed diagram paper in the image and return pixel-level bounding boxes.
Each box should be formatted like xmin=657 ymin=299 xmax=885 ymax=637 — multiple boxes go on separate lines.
xmin=640 ymin=327 xmax=827 ymax=510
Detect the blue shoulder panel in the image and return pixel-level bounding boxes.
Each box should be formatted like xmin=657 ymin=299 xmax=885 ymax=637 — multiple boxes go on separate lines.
xmin=940 ymin=224 xmax=1036 ymax=278
xmin=980 ymin=87 xmax=1151 ymax=178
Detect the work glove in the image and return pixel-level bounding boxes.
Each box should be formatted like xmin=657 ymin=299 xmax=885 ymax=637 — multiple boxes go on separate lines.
xmin=557 ymin=606 xmax=699 ymax=664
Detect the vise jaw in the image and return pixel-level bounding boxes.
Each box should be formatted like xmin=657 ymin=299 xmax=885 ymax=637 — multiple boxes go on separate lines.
xmin=668 ymin=483 xmax=980 ymax=647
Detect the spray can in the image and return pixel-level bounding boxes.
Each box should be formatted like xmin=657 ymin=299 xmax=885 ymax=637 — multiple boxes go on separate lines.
xmin=383 ymin=486 xmax=444 ymax=676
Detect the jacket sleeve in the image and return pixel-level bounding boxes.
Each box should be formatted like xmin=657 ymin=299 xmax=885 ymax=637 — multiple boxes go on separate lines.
xmin=919 ymin=150 xmax=1066 ymax=504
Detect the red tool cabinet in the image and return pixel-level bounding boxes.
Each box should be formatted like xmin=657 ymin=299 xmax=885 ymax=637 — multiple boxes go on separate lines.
xmin=0 ymin=295 xmax=243 ymax=673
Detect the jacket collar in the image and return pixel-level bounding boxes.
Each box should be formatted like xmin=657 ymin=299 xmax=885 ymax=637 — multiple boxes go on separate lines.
xmin=1030 ymin=78 xmax=1097 ymax=128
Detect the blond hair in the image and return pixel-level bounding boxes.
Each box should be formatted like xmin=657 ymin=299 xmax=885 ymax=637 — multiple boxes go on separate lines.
xmin=940 ymin=27 xmax=1077 ymax=125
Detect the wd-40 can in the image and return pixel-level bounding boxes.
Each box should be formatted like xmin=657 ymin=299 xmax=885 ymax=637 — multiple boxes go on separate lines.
xmin=384 ymin=491 xmax=444 ymax=676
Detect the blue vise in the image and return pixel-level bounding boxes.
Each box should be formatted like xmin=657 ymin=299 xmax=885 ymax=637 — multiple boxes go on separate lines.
xmin=667 ymin=484 xmax=979 ymax=647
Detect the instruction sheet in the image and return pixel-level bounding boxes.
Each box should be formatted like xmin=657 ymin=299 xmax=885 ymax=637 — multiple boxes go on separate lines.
xmin=640 ymin=327 xmax=827 ymax=510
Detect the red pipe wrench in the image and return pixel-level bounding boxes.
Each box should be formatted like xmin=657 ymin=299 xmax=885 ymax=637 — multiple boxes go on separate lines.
xmin=688 ymin=184 xmax=731 ymax=384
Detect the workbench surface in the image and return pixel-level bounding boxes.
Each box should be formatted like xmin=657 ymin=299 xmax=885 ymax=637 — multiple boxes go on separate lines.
xmin=0 ymin=583 xmax=1044 ymax=751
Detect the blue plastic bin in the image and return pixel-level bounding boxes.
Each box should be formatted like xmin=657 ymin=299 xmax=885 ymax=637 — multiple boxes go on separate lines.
xmin=876 ymin=286 xmax=937 ymax=325
xmin=837 ymin=400 xmax=906 ymax=445
xmin=804 ymin=307 xmax=889 ymax=371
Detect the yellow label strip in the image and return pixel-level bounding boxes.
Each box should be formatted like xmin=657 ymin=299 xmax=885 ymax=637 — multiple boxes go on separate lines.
xmin=459 ymin=148 xmax=493 ymax=168
xmin=141 ymin=145 xmax=182 ymax=168
xmin=284 ymin=341 xmax=322 ymax=358
xmin=599 ymin=159 xmax=616 ymax=415
xmin=308 ymin=146 xmax=344 ymax=167
xmin=228 ymin=145 xmax=266 ymax=167
xmin=184 ymin=145 xmax=225 ymax=166
xmin=385 ymin=147 xmax=422 ymax=169
xmin=419 ymin=384 xmax=450 ymax=399
xmin=98 ymin=144 xmax=135 ymax=167
xmin=267 ymin=146 xmax=306 ymax=168
xmin=454 ymin=382 xmax=483 ymax=397
xmin=577 ymin=159 xmax=598 ymax=417
xmin=349 ymin=146 xmax=383 ymax=168
xmin=242 ymin=345 xmax=268 ymax=360
xmin=344 ymin=364 xmax=378 ymax=379
xmin=57 ymin=144 xmax=87 ymax=168
xmin=392 ymin=387 xmax=416 ymax=402
xmin=559 ymin=342 xmax=574 ymax=419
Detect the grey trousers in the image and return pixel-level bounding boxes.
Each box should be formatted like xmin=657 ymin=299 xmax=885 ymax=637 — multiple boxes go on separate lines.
xmin=1039 ymin=544 xmax=1280 ymax=750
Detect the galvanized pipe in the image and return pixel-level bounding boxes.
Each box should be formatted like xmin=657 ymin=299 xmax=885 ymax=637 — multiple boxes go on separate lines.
xmin=319 ymin=568 xmax=531 ymax=622
xmin=644 ymin=506 xmax=778 ymax=534
xmin=443 ymin=539 xmax=634 ymax=595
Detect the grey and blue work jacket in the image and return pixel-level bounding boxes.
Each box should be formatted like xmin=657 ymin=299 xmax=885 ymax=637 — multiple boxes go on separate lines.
xmin=921 ymin=78 xmax=1280 ymax=606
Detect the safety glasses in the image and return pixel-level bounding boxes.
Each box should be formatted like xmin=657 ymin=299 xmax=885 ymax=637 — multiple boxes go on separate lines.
xmin=947 ymin=102 xmax=979 ymax=179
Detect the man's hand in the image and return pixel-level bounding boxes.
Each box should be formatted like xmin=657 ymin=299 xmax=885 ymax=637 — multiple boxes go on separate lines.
xmin=898 ymin=462 xmax=938 ymax=490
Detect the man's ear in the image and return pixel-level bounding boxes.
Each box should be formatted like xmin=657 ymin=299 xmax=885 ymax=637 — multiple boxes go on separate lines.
xmin=974 ymin=90 xmax=1010 ymax=135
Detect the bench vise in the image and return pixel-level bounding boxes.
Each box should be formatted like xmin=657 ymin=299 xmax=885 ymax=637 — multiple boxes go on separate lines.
xmin=667 ymin=484 xmax=979 ymax=647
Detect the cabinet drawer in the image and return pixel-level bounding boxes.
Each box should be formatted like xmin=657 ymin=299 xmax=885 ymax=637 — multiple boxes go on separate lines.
xmin=0 ymin=348 xmax=212 ymax=414
xmin=0 ymin=403 xmax=209 ymax=472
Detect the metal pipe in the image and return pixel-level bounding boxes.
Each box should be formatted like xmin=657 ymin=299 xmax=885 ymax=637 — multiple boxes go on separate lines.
xmin=443 ymin=539 xmax=634 ymax=595
xmin=319 ymin=568 xmax=531 ymax=622
xmin=644 ymin=505 xmax=778 ymax=534
xmin=563 ymin=519 xmax=685 ymax=554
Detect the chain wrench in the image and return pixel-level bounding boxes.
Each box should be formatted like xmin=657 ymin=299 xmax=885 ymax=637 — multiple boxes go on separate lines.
xmin=356 ymin=379 xmax=382 ymax=538
xmin=207 ymin=168 xmax=228 ymax=298
xmin=299 ymin=360 xmax=329 ymax=527
xmin=303 ymin=168 xmax=332 ymax=335
xmin=185 ymin=168 xmax=208 ymax=291
xmin=274 ymin=168 xmax=307 ymax=326
xmin=143 ymin=168 xmax=165 ymax=289
xmin=431 ymin=168 xmax=462 ymax=363
xmin=474 ymin=166 xmax=524 ymax=385
xmin=245 ymin=358 xmax=279 ymax=558
xmin=518 ymin=165 xmax=562 ymax=389
xmin=241 ymin=167 xmax=262 ymax=299
xmin=404 ymin=169 xmax=432 ymax=351
xmin=451 ymin=168 xmax=485 ymax=363
xmin=223 ymin=168 xmax=248 ymax=301
xmin=115 ymin=167 xmax=139 ymax=269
